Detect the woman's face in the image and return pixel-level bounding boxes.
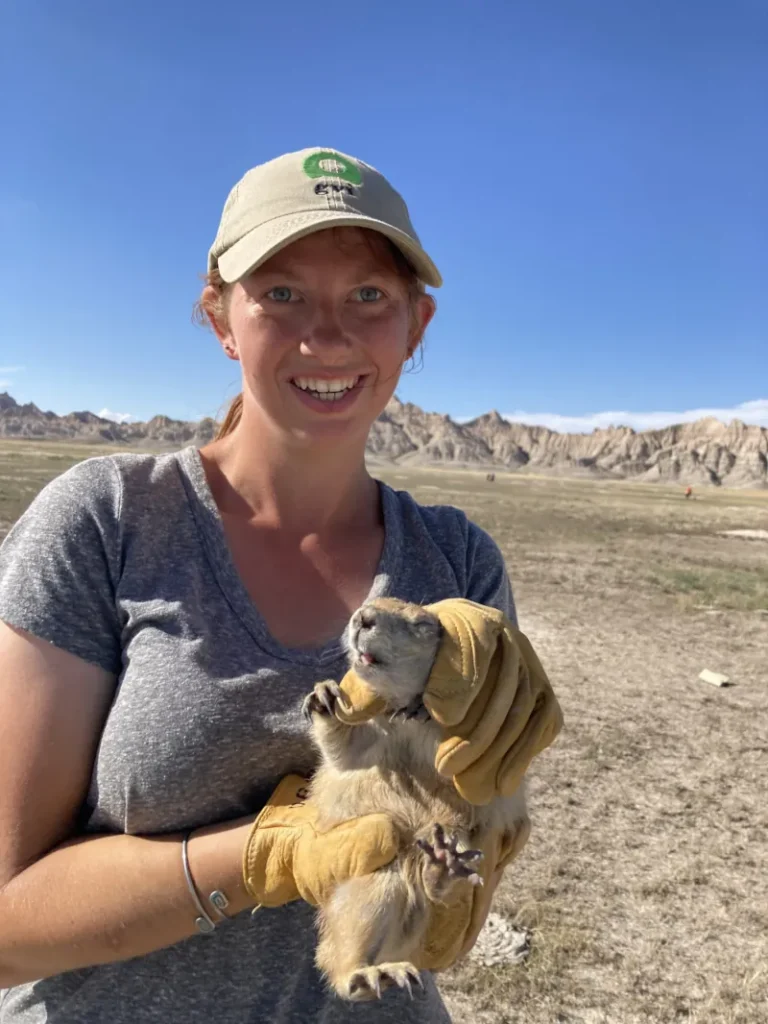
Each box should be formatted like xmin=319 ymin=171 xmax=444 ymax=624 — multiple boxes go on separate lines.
xmin=210 ymin=228 xmax=435 ymax=446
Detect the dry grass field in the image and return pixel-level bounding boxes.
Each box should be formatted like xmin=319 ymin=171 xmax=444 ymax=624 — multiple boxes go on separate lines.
xmin=2 ymin=440 xmax=767 ymax=1023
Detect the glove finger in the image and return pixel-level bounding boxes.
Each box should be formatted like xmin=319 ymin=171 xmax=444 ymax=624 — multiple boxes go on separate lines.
xmin=334 ymin=669 xmax=388 ymax=723
xmin=294 ymin=812 xmax=400 ymax=906
xmin=447 ymin=668 xmax=537 ymax=804
xmin=432 ymin=626 xmax=544 ymax=784
xmin=431 ymin=652 xmax=509 ymax=779
xmin=415 ymin=886 xmax=474 ymax=971
xmin=414 ymin=828 xmax=503 ymax=971
xmin=421 ymin=600 xmax=505 ymax=723
xmin=496 ymin=688 xmax=564 ymax=799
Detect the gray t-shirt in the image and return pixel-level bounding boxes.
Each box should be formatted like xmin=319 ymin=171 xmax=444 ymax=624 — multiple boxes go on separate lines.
xmin=0 ymin=446 xmax=515 ymax=1024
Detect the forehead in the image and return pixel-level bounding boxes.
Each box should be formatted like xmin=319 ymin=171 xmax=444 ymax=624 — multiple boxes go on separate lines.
xmin=256 ymin=227 xmax=401 ymax=277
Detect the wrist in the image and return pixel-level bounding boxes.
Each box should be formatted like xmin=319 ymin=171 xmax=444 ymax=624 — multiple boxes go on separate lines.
xmin=185 ymin=816 xmax=257 ymax=920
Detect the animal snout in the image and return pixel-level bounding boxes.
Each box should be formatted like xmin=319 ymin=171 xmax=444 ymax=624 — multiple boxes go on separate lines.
xmin=358 ymin=606 xmax=377 ymax=630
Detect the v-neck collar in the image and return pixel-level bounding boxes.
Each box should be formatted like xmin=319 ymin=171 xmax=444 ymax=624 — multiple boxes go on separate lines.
xmin=175 ymin=445 xmax=403 ymax=667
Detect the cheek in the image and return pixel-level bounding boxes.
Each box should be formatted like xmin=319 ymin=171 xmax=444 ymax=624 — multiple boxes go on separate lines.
xmin=234 ymin=305 xmax=302 ymax=355
xmin=351 ymin=309 xmax=412 ymax=360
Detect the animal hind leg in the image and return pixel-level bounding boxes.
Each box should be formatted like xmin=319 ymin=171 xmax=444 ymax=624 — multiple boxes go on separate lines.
xmin=316 ymin=871 xmax=426 ymax=1002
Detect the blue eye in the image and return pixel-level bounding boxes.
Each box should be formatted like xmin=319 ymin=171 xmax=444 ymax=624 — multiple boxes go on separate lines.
xmin=267 ymin=286 xmax=294 ymax=302
xmin=356 ymin=286 xmax=382 ymax=303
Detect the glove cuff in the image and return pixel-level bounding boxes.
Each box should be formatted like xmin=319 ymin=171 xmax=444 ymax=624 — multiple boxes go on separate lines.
xmin=242 ymin=775 xmax=310 ymax=906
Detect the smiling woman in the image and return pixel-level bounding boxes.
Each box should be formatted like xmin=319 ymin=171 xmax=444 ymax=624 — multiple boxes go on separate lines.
xmin=195 ymin=224 xmax=431 ymax=438
xmin=0 ymin=147 xmax=561 ymax=1024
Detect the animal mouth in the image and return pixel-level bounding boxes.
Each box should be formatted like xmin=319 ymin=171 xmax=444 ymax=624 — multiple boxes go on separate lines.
xmin=291 ymin=375 xmax=363 ymax=402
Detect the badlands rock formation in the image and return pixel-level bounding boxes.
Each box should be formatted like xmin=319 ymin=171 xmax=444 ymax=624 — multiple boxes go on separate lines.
xmin=2 ymin=392 xmax=766 ymax=487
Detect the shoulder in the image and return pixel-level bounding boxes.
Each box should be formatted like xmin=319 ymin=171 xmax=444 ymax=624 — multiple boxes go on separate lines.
xmin=382 ymin=483 xmax=516 ymax=622
xmin=0 ymin=447 xmax=190 ymax=593
xmin=10 ymin=448 xmax=184 ymax=528
xmin=0 ymin=449 xmax=192 ymax=673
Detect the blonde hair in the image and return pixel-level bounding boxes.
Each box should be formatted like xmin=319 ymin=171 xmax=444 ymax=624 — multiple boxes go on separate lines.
xmin=193 ymin=230 xmax=431 ymax=440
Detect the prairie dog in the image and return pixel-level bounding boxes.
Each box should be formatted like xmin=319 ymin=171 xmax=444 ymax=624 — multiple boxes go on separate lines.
xmin=302 ymin=597 xmax=528 ymax=1002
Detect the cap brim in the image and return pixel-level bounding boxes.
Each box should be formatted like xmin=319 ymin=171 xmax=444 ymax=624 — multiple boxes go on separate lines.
xmin=215 ymin=209 xmax=442 ymax=288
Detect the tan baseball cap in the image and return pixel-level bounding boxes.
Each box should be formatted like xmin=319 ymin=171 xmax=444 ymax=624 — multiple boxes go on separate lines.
xmin=207 ymin=147 xmax=442 ymax=288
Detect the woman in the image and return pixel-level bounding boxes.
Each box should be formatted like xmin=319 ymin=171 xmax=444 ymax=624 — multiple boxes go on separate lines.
xmin=0 ymin=148 xmax=559 ymax=1023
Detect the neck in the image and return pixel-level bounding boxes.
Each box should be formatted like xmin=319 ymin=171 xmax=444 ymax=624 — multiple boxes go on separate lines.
xmin=200 ymin=410 xmax=379 ymax=536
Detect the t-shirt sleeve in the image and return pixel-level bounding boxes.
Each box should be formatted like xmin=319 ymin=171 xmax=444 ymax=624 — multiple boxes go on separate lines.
xmin=0 ymin=457 xmax=123 ymax=674
xmin=464 ymin=520 xmax=518 ymax=626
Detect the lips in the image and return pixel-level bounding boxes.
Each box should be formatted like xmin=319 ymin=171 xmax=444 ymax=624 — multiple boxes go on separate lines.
xmin=291 ymin=375 xmax=361 ymax=401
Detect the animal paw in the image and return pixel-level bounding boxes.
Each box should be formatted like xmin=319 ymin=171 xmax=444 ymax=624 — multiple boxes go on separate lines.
xmin=416 ymin=824 xmax=484 ymax=891
xmin=301 ymin=680 xmax=347 ymax=720
xmin=344 ymin=962 xmax=424 ymax=1001
xmin=388 ymin=696 xmax=431 ymax=723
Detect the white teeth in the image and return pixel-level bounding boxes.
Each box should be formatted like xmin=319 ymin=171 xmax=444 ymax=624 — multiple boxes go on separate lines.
xmin=293 ymin=376 xmax=359 ymax=396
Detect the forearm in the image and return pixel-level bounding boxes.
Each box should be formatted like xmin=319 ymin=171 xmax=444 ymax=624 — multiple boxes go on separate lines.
xmin=0 ymin=816 xmax=256 ymax=987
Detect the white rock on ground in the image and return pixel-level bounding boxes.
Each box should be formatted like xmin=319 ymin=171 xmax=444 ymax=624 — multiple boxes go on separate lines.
xmin=466 ymin=913 xmax=533 ymax=967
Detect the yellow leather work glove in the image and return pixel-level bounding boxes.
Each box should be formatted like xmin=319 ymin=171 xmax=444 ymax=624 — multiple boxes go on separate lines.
xmin=335 ymin=598 xmax=563 ymax=806
xmin=242 ymin=775 xmax=400 ymax=908
xmin=415 ymin=819 xmax=531 ymax=971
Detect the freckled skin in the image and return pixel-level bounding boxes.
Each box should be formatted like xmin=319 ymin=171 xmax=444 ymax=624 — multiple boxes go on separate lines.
xmin=207 ymin=229 xmax=435 ymax=452
xmin=302 ymin=597 xmax=529 ymax=1002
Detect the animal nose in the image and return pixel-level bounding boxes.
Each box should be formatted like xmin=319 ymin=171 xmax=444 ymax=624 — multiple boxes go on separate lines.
xmin=359 ymin=607 xmax=377 ymax=629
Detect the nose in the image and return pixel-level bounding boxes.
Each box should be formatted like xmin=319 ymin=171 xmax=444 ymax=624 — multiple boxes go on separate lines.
xmin=300 ymin=304 xmax=353 ymax=361
xmin=358 ymin=607 xmax=377 ymax=630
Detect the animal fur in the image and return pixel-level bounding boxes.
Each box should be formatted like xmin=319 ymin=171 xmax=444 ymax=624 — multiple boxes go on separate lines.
xmin=302 ymin=597 xmax=528 ymax=1002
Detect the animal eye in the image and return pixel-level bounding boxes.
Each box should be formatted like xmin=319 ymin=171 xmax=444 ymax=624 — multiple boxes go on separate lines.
xmin=266 ymin=286 xmax=295 ymax=303
xmin=354 ymin=286 xmax=383 ymax=303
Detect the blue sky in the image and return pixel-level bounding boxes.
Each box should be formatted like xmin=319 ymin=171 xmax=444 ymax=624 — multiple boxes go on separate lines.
xmin=1 ymin=0 xmax=766 ymax=432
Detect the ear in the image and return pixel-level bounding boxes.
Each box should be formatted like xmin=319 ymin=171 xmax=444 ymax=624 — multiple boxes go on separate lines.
xmin=407 ymin=293 xmax=436 ymax=358
xmin=202 ymin=285 xmax=240 ymax=362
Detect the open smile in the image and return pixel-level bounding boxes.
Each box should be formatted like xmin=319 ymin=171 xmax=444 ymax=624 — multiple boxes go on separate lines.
xmin=291 ymin=375 xmax=363 ymax=402
xmin=288 ymin=374 xmax=370 ymax=413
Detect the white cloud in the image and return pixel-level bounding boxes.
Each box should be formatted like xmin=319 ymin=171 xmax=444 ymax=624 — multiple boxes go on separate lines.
xmin=0 ymin=366 xmax=23 ymax=391
xmin=98 ymin=407 xmax=135 ymax=424
xmin=495 ymin=399 xmax=768 ymax=433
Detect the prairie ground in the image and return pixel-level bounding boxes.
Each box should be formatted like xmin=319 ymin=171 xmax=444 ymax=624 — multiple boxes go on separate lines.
xmin=2 ymin=440 xmax=767 ymax=1024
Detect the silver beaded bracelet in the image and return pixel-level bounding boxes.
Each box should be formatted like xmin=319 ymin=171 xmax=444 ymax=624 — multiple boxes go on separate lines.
xmin=181 ymin=832 xmax=231 ymax=935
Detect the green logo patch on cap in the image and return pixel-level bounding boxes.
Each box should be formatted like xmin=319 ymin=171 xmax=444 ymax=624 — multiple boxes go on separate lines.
xmin=303 ymin=151 xmax=362 ymax=186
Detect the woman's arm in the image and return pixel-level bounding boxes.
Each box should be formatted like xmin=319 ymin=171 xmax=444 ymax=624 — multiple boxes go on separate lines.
xmin=0 ymin=622 xmax=255 ymax=988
